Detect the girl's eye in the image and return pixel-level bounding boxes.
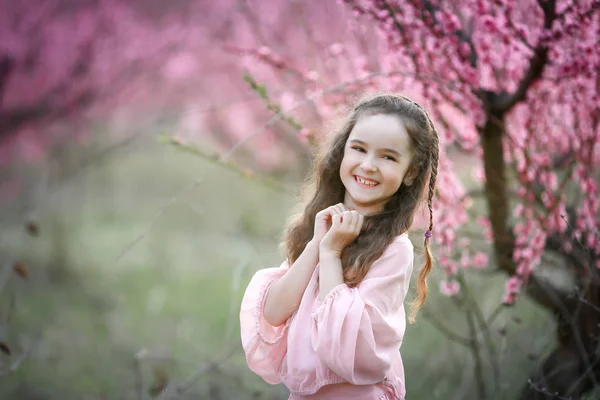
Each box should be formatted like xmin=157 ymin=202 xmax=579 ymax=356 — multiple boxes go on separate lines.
xmin=383 ymin=155 xmax=397 ymax=161
xmin=351 ymin=146 xmax=366 ymax=153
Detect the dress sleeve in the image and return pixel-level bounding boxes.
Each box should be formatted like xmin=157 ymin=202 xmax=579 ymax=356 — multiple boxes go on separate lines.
xmin=240 ymin=260 xmax=291 ymax=384
xmin=310 ymin=239 xmax=414 ymax=385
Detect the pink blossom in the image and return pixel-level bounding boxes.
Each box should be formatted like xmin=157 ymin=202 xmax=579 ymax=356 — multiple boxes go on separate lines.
xmin=299 ymin=128 xmax=312 ymax=143
xmin=445 ymin=262 xmax=459 ymax=276
xmin=473 ymin=252 xmax=489 ymax=269
xmin=503 ymin=276 xmax=522 ymax=305
xmin=472 ymin=165 xmax=485 ymax=183
xmin=460 ymin=253 xmax=470 ymax=268
xmin=503 ymin=292 xmax=518 ymax=306
xmin=563 ymin=241 xmax=573 ymax=254
xmin=440 ymin=280 xmax=461 ymax=296
xmin=505 ymin=276 xmax=522 ymax=293
xmin=305 ymin=70 xmax=320 ymax=82
xmin=328 ymin=43 xmax=344 ymax=56
xmin=280 ymin=92 xmax=295 ymax=111
xmin=257 ymin=46 xmax=272 ymax=57
xmin=477 ymin=216 xmax=491 ymax=228
xmin=513 ymin=203 xmax=524 ymax=218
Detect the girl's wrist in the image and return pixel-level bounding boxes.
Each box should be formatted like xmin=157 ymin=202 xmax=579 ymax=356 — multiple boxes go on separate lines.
xmin=319 ymin=246 xmax=342 ymax=259
xmin=307 ymin=239 xmax=320 ymax=251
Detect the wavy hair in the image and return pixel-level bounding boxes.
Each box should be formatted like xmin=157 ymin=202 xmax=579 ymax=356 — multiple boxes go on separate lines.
xmin=283 ymin=93 xmax=439 ymax=323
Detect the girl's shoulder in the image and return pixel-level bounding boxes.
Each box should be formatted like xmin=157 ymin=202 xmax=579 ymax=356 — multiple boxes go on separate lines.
xmin=375 ymin=232 xmax=413 ymax=260
xmin=391 ymin=232 xmax=413 ymax=247
xmin=367 ymin=233 xmax=414 ymax=278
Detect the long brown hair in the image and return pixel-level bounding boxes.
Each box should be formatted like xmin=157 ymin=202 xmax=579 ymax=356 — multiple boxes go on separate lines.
xmin=283 ymin=93 xmax=439 ymax=323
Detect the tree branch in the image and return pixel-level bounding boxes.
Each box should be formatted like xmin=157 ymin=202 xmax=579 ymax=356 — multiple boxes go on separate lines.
xmin=0 ymin=89 xmax=95 ymax=143
xmin=465 ymin=303 xmax=487 ymax=399
xmin=0 ymin=55 xmax=15 ymax=109
xmin=487 ymin=0 xmax=557 ymax=114
xmin=421 ymin=309 xmax=472 ymax=347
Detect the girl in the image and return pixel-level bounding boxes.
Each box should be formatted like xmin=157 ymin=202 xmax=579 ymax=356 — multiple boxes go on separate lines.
xmin=240 ymin=93 xmax=439 ymax=399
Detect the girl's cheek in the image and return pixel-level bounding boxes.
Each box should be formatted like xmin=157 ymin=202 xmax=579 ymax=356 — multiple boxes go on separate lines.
xmin=349 ymin=154 xmax=363 ymax=164
xmin=341 ymin=156 xmax=355 ymax=168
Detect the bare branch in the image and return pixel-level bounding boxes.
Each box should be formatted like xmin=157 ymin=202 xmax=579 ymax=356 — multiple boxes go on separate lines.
xmin=166 ymin=342 xmax=239 ymax=400
xmin=465 ymin=303 xmax=487 ymax=399
xmin=421 ymin=309 xmax=472 ymax=347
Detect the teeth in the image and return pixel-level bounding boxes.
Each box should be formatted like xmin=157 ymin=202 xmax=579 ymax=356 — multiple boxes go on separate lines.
xmin=355 ymin=176 xmax=377 ymax=186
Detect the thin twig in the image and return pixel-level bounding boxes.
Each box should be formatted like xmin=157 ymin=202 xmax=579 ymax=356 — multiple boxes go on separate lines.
xmin=527 ymin=379 xmax=573 ymax=400
xmin=0 ymin=261 xmax=13 ymax=295
xmin=224 ymin=256 xmax=250 ymax=343
xmin=133 ymin=352 xmax=144 ymax=400
xmin=115 ymin=69 xmax=463 ymax=263
xmin=421 ymin=309 xmax=472 ymax=347
xmin=457 ymin=273 xmax=502 ymax=394
xmin=164 ymin=137 xmax=296 ymax=196
xmin=485 ymin=303 xmax=505 ymax=327
xmin=167 ymin=342 xmax=239 ymax=400
xmin=0 ymin=331 xmax=38 ymax=378
xmin=465 ymin=303 xmax=487 ymax=400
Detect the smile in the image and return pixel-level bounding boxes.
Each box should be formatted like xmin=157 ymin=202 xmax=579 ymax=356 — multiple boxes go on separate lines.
xmin=354 ymin=175 xmax=379 ymax=187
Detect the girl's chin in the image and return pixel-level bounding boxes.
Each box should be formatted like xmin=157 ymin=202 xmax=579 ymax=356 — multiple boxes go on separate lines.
xmin=347 ymin=195 xmax=383 ymax=208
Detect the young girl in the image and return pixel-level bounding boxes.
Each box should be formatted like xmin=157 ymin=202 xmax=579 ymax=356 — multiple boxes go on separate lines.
xmin=240 ymin=93 xmax=439 ymax=399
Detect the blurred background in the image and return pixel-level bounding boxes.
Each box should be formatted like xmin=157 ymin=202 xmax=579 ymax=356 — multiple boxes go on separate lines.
xmin=0 ymin=0 xmax=599 ymax=399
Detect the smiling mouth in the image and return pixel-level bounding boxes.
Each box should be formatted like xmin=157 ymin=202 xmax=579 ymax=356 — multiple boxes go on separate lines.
xmin=354 ymin=175 xmax=379 ymax=187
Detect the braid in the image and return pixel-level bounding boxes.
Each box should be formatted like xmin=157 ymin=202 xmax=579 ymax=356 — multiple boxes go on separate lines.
xmin=408 ymin=102 xmax=440 ymax=324
xmin=400 ymin=94 xmax=439 ymax=234
xmin=350 ymin=93 xmax=440 ymax=323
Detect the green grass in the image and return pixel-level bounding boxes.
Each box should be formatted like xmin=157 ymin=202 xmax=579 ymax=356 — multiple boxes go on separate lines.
xmin=0 ymin=136 xmax=556 ymax=399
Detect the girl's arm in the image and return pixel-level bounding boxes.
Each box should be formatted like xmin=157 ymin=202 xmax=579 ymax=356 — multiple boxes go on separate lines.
xmin=318 ymin=250 xmax=344 ymax=300
xmin=263 ymin=239 xmax=319 ymax=326
xmin=264 ymin=203 xmax=349 ymax=326
xmin=311 ymin=238 xmax=414 ymax=385
xmin=318 ymin=210 xmax=363 ymax=299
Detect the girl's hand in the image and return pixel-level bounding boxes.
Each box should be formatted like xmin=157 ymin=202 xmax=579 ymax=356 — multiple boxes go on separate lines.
xmin=319 ymin=210 xmax=364 ymax=257
xmin=313 ymin=203 xmax=349 ymax=243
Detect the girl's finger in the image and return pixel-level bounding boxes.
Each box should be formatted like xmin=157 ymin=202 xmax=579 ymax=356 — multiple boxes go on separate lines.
xmin=342 ymin=210 xmax=354 ymax=229
xmin=329 ymin=203 xmax=343 ymax=216
xmin=353 ymin=211 xmax=362 ymax=232
xmin=357 ymin=213 xmax=364 ymax=230
xmin=349 ymin=211 xmax=360 ymax=232
xmin=324 ymin=207 xmax=337 ymax=220
xmin=332 ymin=213 xmax=342 ymax=227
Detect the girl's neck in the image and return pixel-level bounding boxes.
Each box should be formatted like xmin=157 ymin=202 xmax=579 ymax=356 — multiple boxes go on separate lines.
xmin=343 ymin=202 xmax=383 ymax=216
xmin=342 ymin=196 xmax=385 ymax=217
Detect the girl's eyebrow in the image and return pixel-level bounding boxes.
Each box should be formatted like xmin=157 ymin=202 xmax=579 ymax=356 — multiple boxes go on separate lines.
xmin=348 ymin=139 xmax=401 ymax=157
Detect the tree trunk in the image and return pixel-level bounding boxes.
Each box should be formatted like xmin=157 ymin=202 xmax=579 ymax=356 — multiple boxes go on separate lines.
xmin=480 ymin=115 xmax=600 ymax=398
xmin=518 ymin=230 xmax=600 ymax=399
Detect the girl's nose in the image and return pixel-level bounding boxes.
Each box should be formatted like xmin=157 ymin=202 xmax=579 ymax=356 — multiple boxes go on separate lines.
xmin=360 ymin=158 xmax=377 ymax=172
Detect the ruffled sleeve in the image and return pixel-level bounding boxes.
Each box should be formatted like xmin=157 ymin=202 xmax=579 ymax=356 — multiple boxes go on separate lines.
xmin=240 ymin=260 xmax=291 ymax=384
xmin=310 ymin=238 xmax=414 ymax=385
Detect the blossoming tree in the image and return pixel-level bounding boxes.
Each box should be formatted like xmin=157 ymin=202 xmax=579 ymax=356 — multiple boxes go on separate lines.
xmin=233 ymin=0 xmax=600 ymax=397
xmin=2 ymin=0 xmax=599 ymax=397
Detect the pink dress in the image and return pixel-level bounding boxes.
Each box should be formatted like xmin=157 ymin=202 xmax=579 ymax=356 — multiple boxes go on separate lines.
xmin=240 ymin=233 xmax=414 ymax=400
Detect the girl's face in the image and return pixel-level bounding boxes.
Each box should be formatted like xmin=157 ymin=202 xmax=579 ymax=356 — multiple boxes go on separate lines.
xmin=339 ymin=113 xmax=415 ymax=216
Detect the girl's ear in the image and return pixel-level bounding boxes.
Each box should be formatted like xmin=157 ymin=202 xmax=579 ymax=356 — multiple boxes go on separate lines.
xmin=402 ymin=165 xmax=419 ymax=186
